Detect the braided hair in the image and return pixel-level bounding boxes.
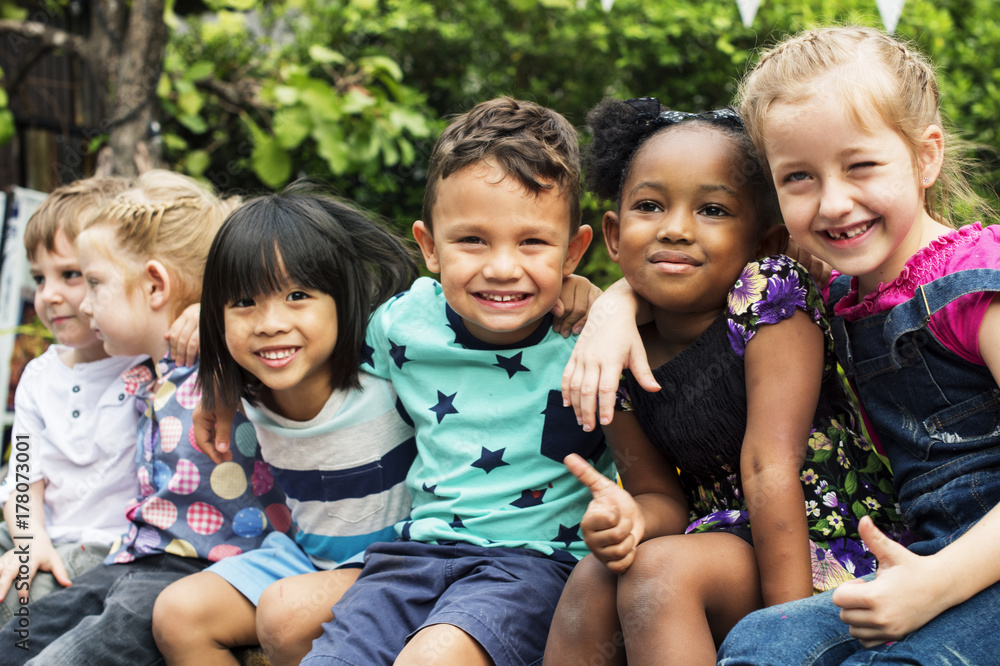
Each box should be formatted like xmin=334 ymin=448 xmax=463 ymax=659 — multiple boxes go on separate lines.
xmin=738 ymin=25 xmax=992 ymax=226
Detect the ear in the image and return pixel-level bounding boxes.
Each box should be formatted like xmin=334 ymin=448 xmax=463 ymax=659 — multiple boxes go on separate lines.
xmin=412 ymin=220 xmax=440 ymax=274
xmin=918 ymin=124 xmax=945 ymax=188
xmin=144 ymin=260 xmax=172 ymax=311
xmin=562 ymin=224 xmax=594 ymax=276
xmin=602 ymin=211 xmax=622 ymax=264
xmin=756 ymin=225 xmax=789 ymax=258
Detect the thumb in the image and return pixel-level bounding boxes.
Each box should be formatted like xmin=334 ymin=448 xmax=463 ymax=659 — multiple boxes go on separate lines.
xmin=630 ymin=353 xmax=660 ymax=393
xmin=564 ymin=453 xmax=617 ymax=499
xmin=859 ymin=515 xmax=906 ymax=567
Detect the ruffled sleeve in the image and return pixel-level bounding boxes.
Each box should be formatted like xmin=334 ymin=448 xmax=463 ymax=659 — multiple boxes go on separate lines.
xmin=726 ymin=255 xmax=826 ymax=358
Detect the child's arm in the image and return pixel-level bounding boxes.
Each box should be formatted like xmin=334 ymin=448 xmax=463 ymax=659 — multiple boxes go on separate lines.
xmin=551 ymin=274 xmax=602 ymax=338
xmin=561 ymin=279 xmax=658 ymax=430
xmin=565 ymin=412 xmax=689 ymax=574
xmin=741 ymin=309 xmax=820 ymax=605
xmin=193 ymin=398 xmax=236 ymax=463
xmin=165 ymin=303 xmax=201 ymax=367
xmin=0 ymin=481 xmax=71 ymax=603
xmin=833 ymin=296 xmax=1000 ymax=645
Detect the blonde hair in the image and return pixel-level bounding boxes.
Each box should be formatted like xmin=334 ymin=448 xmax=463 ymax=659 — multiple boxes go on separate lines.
xmin=737 ymin=25 xmax=992 ymax=226
xmin=24 ymin=177 xmax=133 ymax=260
xmin=83 ymin=170 xmax=240 ymax=315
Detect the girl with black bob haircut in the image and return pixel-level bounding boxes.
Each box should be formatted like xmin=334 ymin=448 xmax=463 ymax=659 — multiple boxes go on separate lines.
xmin=154 ymin=182 xmax=419 ymax=665
xmin=199 ymin=180 xmax=418 ymax=410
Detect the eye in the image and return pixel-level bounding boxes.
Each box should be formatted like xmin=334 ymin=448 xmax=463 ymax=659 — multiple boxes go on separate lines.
xmin=458 ymin=236 xmax=484 ymax=245
xmin=636 ymin=200 xmax=663 ymax=213
xmin=63 ymin=270 xmax=83 ymax=281
xmin=521 ymin=238 xmax=547 ymax=246
xmin=785 ymin=172 xmax=810 ymax=183
xmin=31 ymin=274 xmax=44 ymax=287
xmin=700 ymin=204 xmax=729 ymax=217
xmin=850 ymin=161 xmax=877 ymax=171
xmin=230 ymin=297 xmax=255 ymax=308
xmin=87 ymin=278 xmax=100 ymax=288
xmin=287 ymin=290 xmax=311 ymax=301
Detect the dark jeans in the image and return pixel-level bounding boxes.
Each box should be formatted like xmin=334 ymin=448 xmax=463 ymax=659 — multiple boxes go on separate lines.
xmin=0 ymin=554 xmax=207 ymax=666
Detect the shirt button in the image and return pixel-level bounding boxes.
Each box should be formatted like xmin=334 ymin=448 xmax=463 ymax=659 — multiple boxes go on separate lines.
xmin=72 ymin=385 xmax=81 ymax=393
xmin=72 ymin=410 xmax=80 ymax=418
xmin=118 ymin=394 xmax=126 ymax=401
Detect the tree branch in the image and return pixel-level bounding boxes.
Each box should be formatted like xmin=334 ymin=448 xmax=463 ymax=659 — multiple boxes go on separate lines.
xmin=0 ymin=19 xmax=87 ymax=57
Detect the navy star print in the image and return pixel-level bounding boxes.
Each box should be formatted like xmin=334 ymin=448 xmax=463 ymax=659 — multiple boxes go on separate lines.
xmin=429 ymin=391 xmax=459 ymax=423
xmin=554 ymin=523 xmax=582 ymax=547
xmin=449 ymin=515 xmax=466 ymax=529
xmin=360 ymin=342 xmax=374 ymax=368
xmin=471 ymin=446 xmax=509 ymax=473
xmin=421 ymin=482 xmax=437 ymax=495
xmin=493 ymin=352 xmax=530 ymax=379
xmin=389 ymin=339 xmax=410 ymax=369
xmin=510 ymin=488 xmax=546 ymax=508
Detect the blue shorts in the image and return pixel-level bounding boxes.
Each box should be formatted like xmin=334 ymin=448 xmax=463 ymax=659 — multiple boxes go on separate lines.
xmin=207 ymin=531 xmax=320 ymax=604
xmin=302 ymin=540 xmax=576 ymax=666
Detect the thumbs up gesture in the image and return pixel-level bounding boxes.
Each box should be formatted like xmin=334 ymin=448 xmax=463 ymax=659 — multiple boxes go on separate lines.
xmin=564 ymin=453 xmax=646 ymax=573
xmin=832 ymin=516 xmax=948 ymax=647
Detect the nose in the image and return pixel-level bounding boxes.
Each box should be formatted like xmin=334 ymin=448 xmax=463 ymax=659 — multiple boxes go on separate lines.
xmin=818 ymin=178 xmax=853 ymax=220
xmin=253 ymin=299 xmax=290 ymax=335
xmin=79 ymin=289 xmax=93 ymax=317
xmin=37 ymin=280 xmax=64 ymax=306
xmin=656 ymin=210 xmax=694 ymax=243
xmin=483 ymin=246 xmax=523 ymax=281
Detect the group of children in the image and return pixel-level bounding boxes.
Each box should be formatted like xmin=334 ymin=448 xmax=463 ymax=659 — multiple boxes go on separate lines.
xmin=0 ymin=24 xmax=996 ymax=666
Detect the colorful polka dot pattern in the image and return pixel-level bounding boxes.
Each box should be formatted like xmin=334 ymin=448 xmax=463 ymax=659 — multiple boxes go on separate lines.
xmin=105 ymin=360 xmax=287 ymax=566
xmin=187 ymin=501 xmax=224 ymax=536
xmin=265 ymin=503 xmax=293 ymax=534
xmin=167 ymin=458 xmax=201 ymax=495
xmin=210 ymin=462 xmax=247 ymax=500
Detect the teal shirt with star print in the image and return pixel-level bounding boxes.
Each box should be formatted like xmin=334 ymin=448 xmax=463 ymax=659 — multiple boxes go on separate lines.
xmin=363 ymin=277 xmax=614 ymax=561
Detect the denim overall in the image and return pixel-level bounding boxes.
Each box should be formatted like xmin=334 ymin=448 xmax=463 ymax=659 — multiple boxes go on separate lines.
xmin=719 ymin=269 xmax=1000 ymax=665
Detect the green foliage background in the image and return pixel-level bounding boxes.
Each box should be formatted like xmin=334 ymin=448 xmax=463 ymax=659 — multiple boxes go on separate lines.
xmin=36 ymin=0 xmax=1000 ymax=286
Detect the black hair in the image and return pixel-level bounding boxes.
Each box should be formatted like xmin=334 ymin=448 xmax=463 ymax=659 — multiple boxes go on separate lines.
xmin=582 ymin=97 xmax=779 ymax=230
xmin=199 ymin=181 xmax=418 ymax=410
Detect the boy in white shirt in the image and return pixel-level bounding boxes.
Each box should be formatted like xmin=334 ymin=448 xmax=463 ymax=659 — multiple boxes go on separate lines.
xmin=0 ymin=177 xmax=198 ymax=627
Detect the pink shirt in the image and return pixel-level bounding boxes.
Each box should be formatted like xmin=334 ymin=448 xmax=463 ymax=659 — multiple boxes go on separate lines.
xmin=830 ymin=223 xmax=1000 ymax=365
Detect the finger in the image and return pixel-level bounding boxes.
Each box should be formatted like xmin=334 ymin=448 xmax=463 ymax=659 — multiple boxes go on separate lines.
xmin=603 ymin=548 xmax=636 ymax=574
xmin=562 ymin=357 xmax=578 ymax=408
xmin=581 ymin=504 xmax=625 ymax=537
xmin=183 ymin=335 xmax=200 ymax=367
xmin=630 ymin=353 xmax=660 ymax=394
xmin=575 ymin=368 xmax=601 ymax=432
xmin=857 ymin=515 xmax=904 ymax=565
xmin=47 ymin=553 xmax=72 ymax=588
xmin=564 ymin=453 xmax=617 ymax=497
xmin=0 ymin=558 xmax=16 ymax=602
xmin=597 ymin=378 xmax=618 ymax=427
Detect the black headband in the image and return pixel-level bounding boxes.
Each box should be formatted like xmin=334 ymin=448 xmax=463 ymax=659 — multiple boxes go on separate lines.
xmin=625 ymin=97 xmax=744 ymax=129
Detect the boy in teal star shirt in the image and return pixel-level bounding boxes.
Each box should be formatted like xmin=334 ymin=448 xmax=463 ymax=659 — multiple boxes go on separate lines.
xmin=303 ymin=97 xmax=615 ymax=666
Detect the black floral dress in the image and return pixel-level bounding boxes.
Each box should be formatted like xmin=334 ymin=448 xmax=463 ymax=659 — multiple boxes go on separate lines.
xmin=617 ymin=255 xmax=905 ymax=591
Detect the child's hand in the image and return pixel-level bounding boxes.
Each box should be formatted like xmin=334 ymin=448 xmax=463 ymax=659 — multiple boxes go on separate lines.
xmin=193 ymin=399 xmax=235 ymax=464
xmin=0 ymin=533 xmax=70 ymax=603
xmin=551 ymin=274 xmax=602 ymax=338
xmin=832 ymin=516 xmax=949 ymax=646
xmin=561 ymin=280 xmax=658 ymax=432
xmin=784 ymin=237 xmax=832 ymax=289
xmin=166 ymin=303 xmax=201 ymax=367
xmin=564 ymin=453 xmax=645 ymax=574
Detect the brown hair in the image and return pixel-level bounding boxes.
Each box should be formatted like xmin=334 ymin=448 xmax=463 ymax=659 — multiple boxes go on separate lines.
xmin=24 ymin=177 xmax=133 ymax=260
xmin=422 ymin=96 xmax=582 ymax=233
xmin=83 ymin=170 xmax=241 ymax=316
xmin=737 ymin=25 xmax=992 ymax=226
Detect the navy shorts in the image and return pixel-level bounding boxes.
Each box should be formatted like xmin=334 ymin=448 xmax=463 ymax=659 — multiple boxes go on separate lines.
xmin=301 ymin=540 xmax=576 ymax=666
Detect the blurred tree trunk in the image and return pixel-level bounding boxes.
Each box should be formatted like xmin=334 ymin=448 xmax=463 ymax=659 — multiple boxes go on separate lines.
xmin=0 ymin=0 xmax=168 ymax=177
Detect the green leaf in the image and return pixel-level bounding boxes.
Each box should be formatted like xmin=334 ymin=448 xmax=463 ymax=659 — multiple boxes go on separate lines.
xmin=87 ymin=135 xmax=109 ymax=153
xmin=315 ymin=127 xmax=350 ymax=175
xmin=844 ymin=471 xmax=858 ymax=496
xmin=273 ymin=107 xmax=313 ymax=149
xmin=185 ymin=150 xmax=211 ymax=177
xmin=252 ymin=136 xmax=292 ymax=188
xmin=852 ymin=501 xmax=868 ymax=520
xmin=177 ymin=89 xmax=205 ymax=117
xmin=185 ymin=62 xmax=215 ymax=82
xmin=0 ymin=111 xmax=13 ymax=145
xmin=342 ymin=88 xmax=376 ymax=114
xmin=309 ymin=45 xmax=347 ymax=65
xmin=176 ymin=114 xmax=208 ymax=134
xmin=358 ymin=56 xmax=403 ymax=82
xmin=157 ymin=74 xmax=172 ymax=99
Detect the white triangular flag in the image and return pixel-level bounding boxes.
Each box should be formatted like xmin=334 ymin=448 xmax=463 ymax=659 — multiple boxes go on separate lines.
xmin=601 ymin=0 xmax=615 ymax=12
xmin=876 ymin=0 xmax=905 ymax=33
xmin=736 ymin=0 xmax=761 ymax=28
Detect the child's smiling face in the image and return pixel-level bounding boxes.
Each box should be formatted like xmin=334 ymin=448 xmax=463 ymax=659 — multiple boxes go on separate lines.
xmin=762 ymin=89 xmax=942 ymax=295
xmin=605 ymin=125 xmax=761 ymax=317
xmin=413 ymin=161 xmax=591 ymax=346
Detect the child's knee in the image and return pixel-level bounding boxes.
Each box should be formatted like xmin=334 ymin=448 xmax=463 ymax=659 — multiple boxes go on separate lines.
xmin=152 ymin=579 xmax=192 ymax=648
xmin=256 ymin=581 xmax=309 ymax=653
